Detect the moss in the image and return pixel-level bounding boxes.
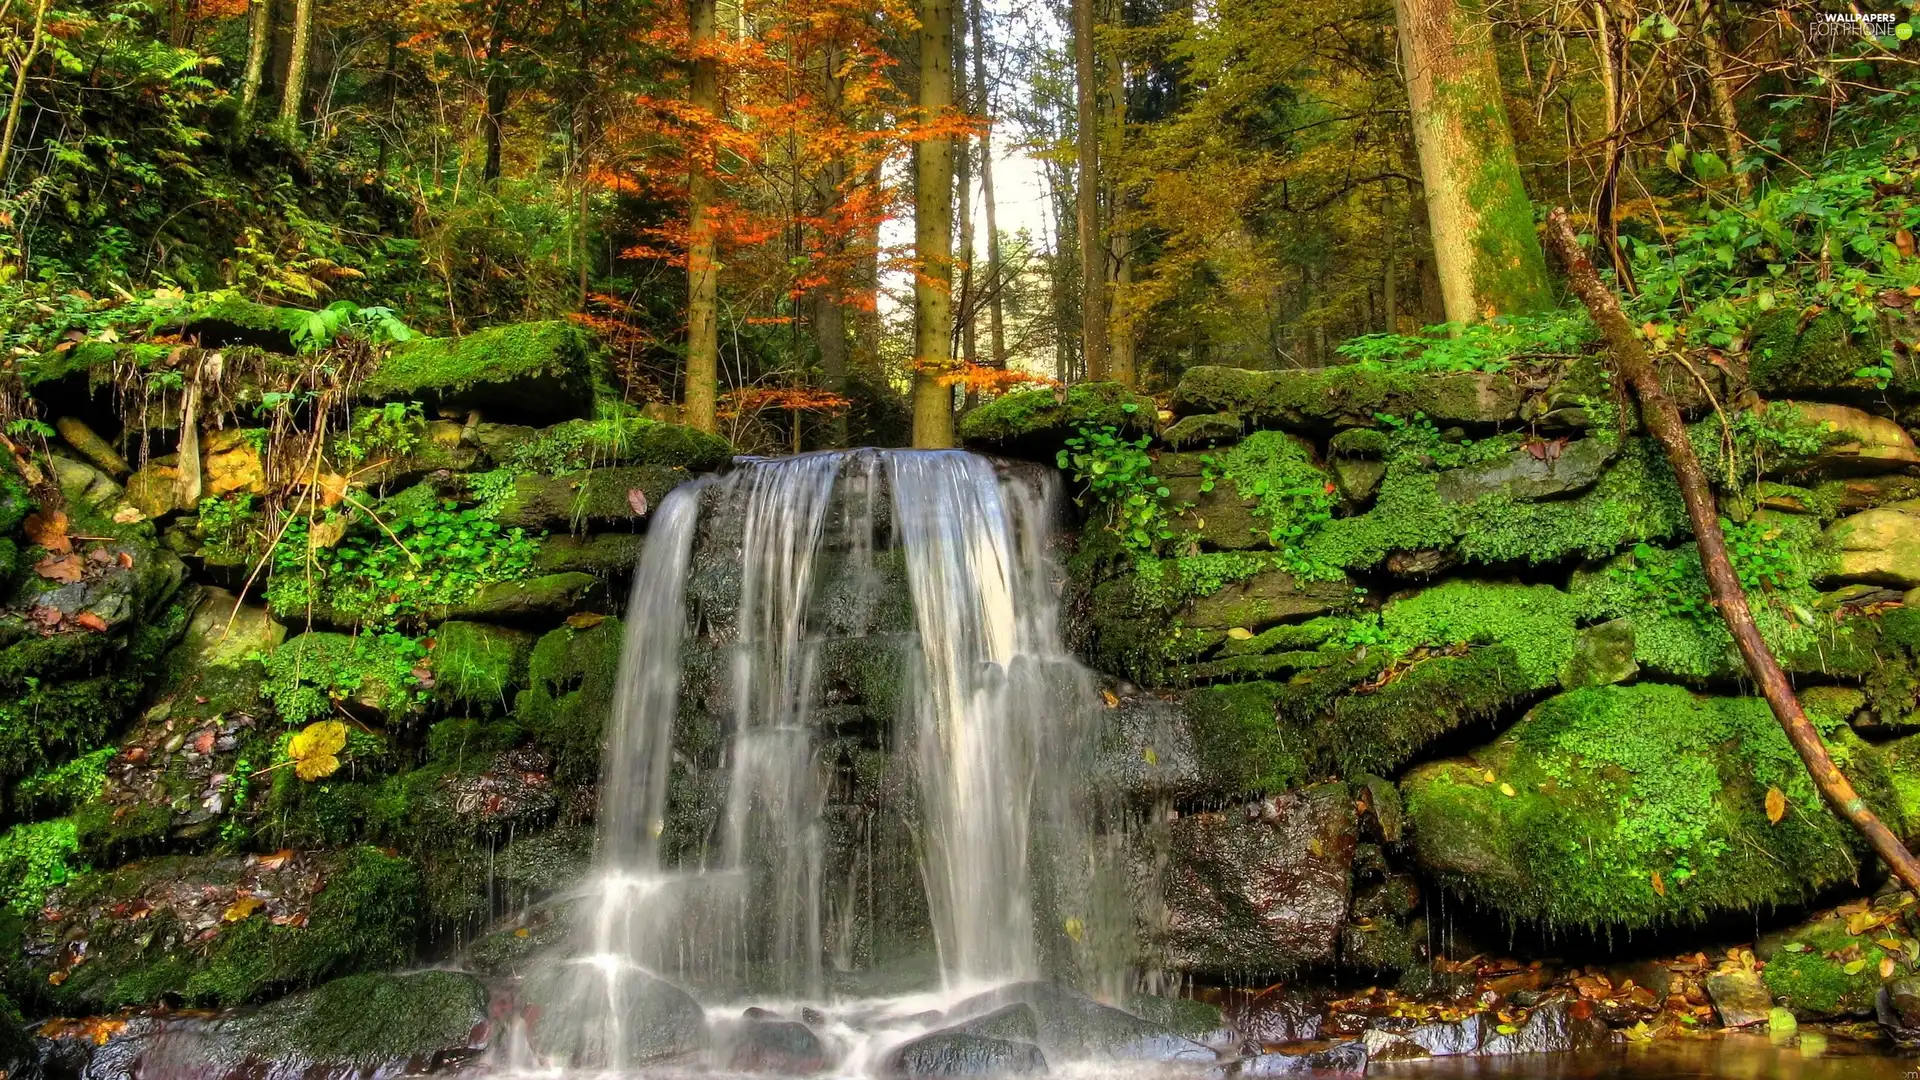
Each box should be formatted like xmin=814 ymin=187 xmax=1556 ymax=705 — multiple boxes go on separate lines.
xmin=491 ymin=465 xmax=689 ymax=530
xmin=1402 ymin=684 xmax=1900 ymax=930
xmin=1183 ymin=682 xmax=1314 ymax=797
xmin=171 ymin=294 xmax=312 ymax=337
xmin=1377 ymin=581 xmax=1580 ymax=689
xmin=427 ymin=571 xmax=600 ymax=623
xmin=1171 ymin=364 xmax=1525 ymax=430
xmin=1208 ymin=431 xmax=1337 ymax=569
xmin=1322 ymin=645 xmax=1534 ymax=776
xmin=262 ymin=632 xmax=425 ymax=725
xmin=482 ymin=415 xmax=732 ymax=473
xmin=531 ymin=532 xmax=647 ymax=575
xmin=514 ymin=618 xmax=625 ymax=783
xmin=431 ymin=621 xmax=533 ymax=712
xmin=226 ymin=970 xmax=486 ymax=1064
xmin=1160 ymin=412 xmax=1243 ymax=449
xmin=19 ymin=342 xmax=181 ymax=386
xmin=361 ymin=321 xmax=598 ymax=420
xmin=1760 ymin=917 xmax=1893 ymax=1018
xmin=0 ymin=817 xmax=82 ymax=915
xmin=958 ymin=382 xmax=1158 ymax=449
xmin=1747 ymin=309 xmax=1885 ymax=396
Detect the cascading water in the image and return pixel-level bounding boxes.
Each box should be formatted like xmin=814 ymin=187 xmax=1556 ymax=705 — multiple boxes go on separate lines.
xmin=518 ymin=448 xmax=1120 ymax=1071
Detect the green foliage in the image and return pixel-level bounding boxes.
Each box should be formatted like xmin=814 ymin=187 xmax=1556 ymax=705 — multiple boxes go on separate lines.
xmin=0 ymin=818 xmax=82 ymax=916
xmin=1375 ymin=581 xmax=1580 ymax=690
xmin=1335 ymin=310 xmax=1594 ymax=373
xmin=14 ymin=747 xmax=114 ymax=813
xmin=337 ymin=402 xmax=426 ymax=465
xmin=261 ymin=633 xmax=427 ymax=725
xmin=291 ymin=302 xmax=413 ymax=353
xmin=266 ymin=499 xmax=541 ymax=628
xmin=1059 ymin=404 xmax=1180 ymax=557
xmin=1202 ymin=431 xmax=1337 ymax=575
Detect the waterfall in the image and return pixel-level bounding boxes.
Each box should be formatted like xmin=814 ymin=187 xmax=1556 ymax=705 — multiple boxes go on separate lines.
xmin=530 ymin=449 xmax=1110 ymax=1067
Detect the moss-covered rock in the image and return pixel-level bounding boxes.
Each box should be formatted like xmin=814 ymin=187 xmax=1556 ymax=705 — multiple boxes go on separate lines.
xmin=515 ymin=618 xmax=625 ymax=783
xmin=1160 ymin=413 xmax=1243 ymax=450
xmin=959 ymin=382 xmax=1158 ymax=455
xmin=491 ymin=466 xmax=689 ymax=530
xmin=1171 ymin=364 xmax=1525 ymax=430
xmin=475 ymin=416 xmax=733 ymax=473
xmin=1747 ymin=310 xmax=1892 ymax=398
xmin=361 ymin=321 xmax=599 ymax=422
xmin=431 ymin=621 xmax=533 ymax=711
xmin=1402 ymin=684 xmax=1912 ymax=930
xmin=532 ymin=532 xmax=647 ymax=575
xmin=217 ymin=969 xmax=489 ymax=1068
xmin=1758 ymin=910 xmax=1905 ymax=1019
xmin=427 ymin=572 xmax=601 ymax=624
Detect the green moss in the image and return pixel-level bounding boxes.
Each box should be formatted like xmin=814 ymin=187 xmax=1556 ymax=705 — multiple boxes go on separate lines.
xmin=172 ymin=294 xmax=313 ymax=336
xmin=531 ymin=532 xmax=647 ymax=575
xmin=1747 ymin=309 xmax=1885 ymax=396
xmin=431 ymin=621 xmax=533 ymax=712
xmin=1403 ymin=684 xmax=1898 ymax=930
xmin=1323 ymin=645 xmax=1533 ymax=776
xmin=959 ymin=382 xmax=1158 ymax=448
xmin=0 ymin=818 xmax=82 ymax=915
xmin=490 ymin=465 xmax=688 ymax=530
xmin=362 ymin=321 xmax=597 ymax=416
xmin=514 ymin=619 xmax=625 ymax=783
xmin=14 ymin=746 xmax=114 ymax=813
xmin=226 ymin=970 xmax=486 ymax=1064
xmin=485 ymin=415 xmax=732 ymax=473
xmin=262 ymin=632 xmax=427 ymax=725
xmin=1207 ymin=431 xmax=1337 ymax=571
xmin=1171 ymin=363 xmax=1525 ymax=429
xmin=1184 ymin=682 xmax=1313 ymax=797
xmin=19 ymin=342 xmax=179 ymax=386
xmin=1378 ymin=580 xmax=1580 ymax=689
xmin=1761 ymin=918 xmax=1892 ymax=1018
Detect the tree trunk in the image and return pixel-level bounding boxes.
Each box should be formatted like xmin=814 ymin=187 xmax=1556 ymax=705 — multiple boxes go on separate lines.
xmin=1394 ymin=0 xmax=1552 ymax=322
xmin=237 ymin=0 xmax=271 ymax=134
xmin=816 ymin=44 xmax=849 ymax=444
xmin=1102 ymin=0 xmax=1134 ymax=388
xmin=0 ymin=0 xmax=50 ymax=188
xmin=1544 ymin=207 xmax=1920 ymax=896
xmin=852 ymin=160 xmax=884 ymax=377
xmin=684 ymin=0 xmax=720 ymax=434
xmin=279 ymin=0 xmax=313 ymax=127
xmin=483 ymin=0 xmax=512 ymax=183
xmin=1383 ymin=187 xmax=1399 ymax=332
xmin=1693 ymin=0 xmax=1751 ymax=199
xmin=1072 ymin=0 xmax=1108 ymax=380
xmin=954 ymin=18 xmax=976 ymax=376
xmin=911 ymin=0 xmax=956 ymax=448
xmin=970 ymin=0 xmax=1005 ymax=368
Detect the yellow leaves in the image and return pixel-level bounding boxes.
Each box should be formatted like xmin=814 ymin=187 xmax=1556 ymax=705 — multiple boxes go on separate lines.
xmin=1481 ymin=770 xmax=1496 ymax=784
xmin=1651 ymin=870 xmax=1666 ymax=897
xmin=1226 ymin=627 xmax=1254 ymax=641
xmin=1897 ymin=228 xmax=1917 ymax=259
xmin=222 ymin=894 xmax=263 ymax=923
xmin=1842 ymin=958 xmax=1869 ymax=975
xmin=1498 ymin=783 xmax=1517 ymax=797
xmin=1142 ymin=747 xmax=1159 ymax=766
xmin=565 ymin=612 xmax=607 ymax=630
xmin=1765 ymin=787 xmax=1786 ymax=825
xmin=1100 ymin=689 xmax=1120 ymax=708
xmin=1883 ymin=957 xmax=1898 ymax=979
xmin=1063 ymin=917 xmax=1084 ymax=943
xmin=288 ymin=721 xmax=348 ymax=782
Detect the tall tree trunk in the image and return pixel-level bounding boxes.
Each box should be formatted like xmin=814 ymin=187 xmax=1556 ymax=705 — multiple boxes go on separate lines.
xmin=816 ymin=44 xmax=850 ymax=444
xmin=1072 ymin=0 xmax=1108 ymax=380
xmin=279 ymin=0 xmax=313 ymax=127
xmin=684 ymin=0 xmax=720 ymax=434
xmin=911 ymin=0 xmax=956 ymax=448
xmin=1383 ymin=187 xmax=1399 ymax=332
xmin=954 ymin=19 xmax=976 ymax=375
xmin=852 ymin=160 xmax=883 ymax=377
xmin=1545 ymin=208 xmax=1920 ymax=896
xmin=483 ymin=0 xmax=512 ymax=183
xmin=1102 ymin=0 xmax=1134 ymax=388
xmin=1693 ymin=0 xmax=1751 ymax=199
xmin=1394 ymin=0 xmax=1552 ymax=322
xmin=970 ymin=0 xmax=1005 ymax=368
xmin=237 ymin=0 xmax=271 ymax=134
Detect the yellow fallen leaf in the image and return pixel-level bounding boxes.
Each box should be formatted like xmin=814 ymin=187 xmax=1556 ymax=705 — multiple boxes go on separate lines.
xmin=1100 ymin=689 xmax=1119 ymax=708
xmin=1063 ymin=917 xmax=1084 ymax=943
xmin=565 ymin=612 xmax=606 ymax=630
xmin=1882 ymin=957 xmax=1898 ymax=979
xmin=1651 ymin=870 xmax=1666 ymax=897
xmin=222 ymin=894 xmax=262 ymax=922
xmin=1875 ymin=937 xmax=1902 ymax=951
xmin=1499 ymin=783 xmax=1517 ymax=797
xmin=1843 ymin=958 xmax=1869 ymax=975
xmin=288 ymin=721 xmax=348 ymax=782
xmin=1765 ymin=787 xmax=1786 ymax=825
xmin=1142 ymin=747 xmax=1159 ymax=766
xmin=1226 ymin=627 xmax=1254 ymax=641
xmin=1482 ymin=770 xmax=1497 ymax=784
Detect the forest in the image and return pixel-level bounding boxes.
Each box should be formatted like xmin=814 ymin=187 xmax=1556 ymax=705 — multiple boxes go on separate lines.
xmin=0 ymin=0 xmax=1916 ymax=1076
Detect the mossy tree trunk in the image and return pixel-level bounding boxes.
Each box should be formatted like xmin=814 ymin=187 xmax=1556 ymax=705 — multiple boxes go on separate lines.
xmin=1394 ymin=0 xmax=1552 ymax=323
xmin=1072 ymin=0 xmax=1109 ymax=381
xmin=1692 ymin=0 xmax=1751 ymax=200
xmin=912 ymin=0 xmax=956 ymax=448
xmin=1102 ymin=0 xmax=1135 ymax=388
xmin=1546 ymin=207 xmax=1920 ymax=897
xmin=279 ymin=0 xmax=313 ymax=128
xmin=971 ymin=0 xmax=1005 ymax=370
xmin=236 ymin=0 xmax=271 ymax=133
xmin=482 ymin=0 xmax=513 ymax=183
xmin=684 ymin=0 xmax=720 ymax=434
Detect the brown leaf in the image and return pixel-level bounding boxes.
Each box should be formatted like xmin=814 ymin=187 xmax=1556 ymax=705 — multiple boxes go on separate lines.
xmin=34 ymin=554 xmax=84 ymax=583
xmin=72 ymin=611 xmax=108 ymax=633
xmin=256 ymin=848 xmax=294 ymax=870
xmin=626 ymin=488 xmax=650 ymax=517
xmin=1882 ymin=956 xmax=1898 ymax=979
xmin=1897 ymin=228 xmax=1916 ymax=258
xmin=1765 ymin=787 xmax=1786 ymax=824
xmin=24 ymin=511 xmax=71 ymax=554
xmin=565 ymin=612 xmax=606 ymax=630
xmin=116 ymin=551 xmax=133 ymax=569
xmin=1651 ymin=870 xmax=1666 ymax=897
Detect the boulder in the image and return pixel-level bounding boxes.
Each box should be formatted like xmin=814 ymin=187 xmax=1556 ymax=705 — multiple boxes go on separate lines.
xmin=1825 ymin=502 xmax=1920 ymax=587
xmin=474 ymin=416 xmax=733 ymax=473
xmin=205 ymin=969 xmax=489 ymax=1072
xmin=56 ymin=416 xmax=129 ymax=478
xmin=1172 ymin=364 xmax=1525 ymax=430
xmin=1182 ymin=569 xmax=1348 ymax=632
xmin=202 ymin=428 xmax=267 ymax=497
xmin=959 ymin=382 xmax=1158 ymax=455
xmin=1559 ymin=619 xmax=1638 ymax=688
xmin=1473 ymin=1001 xmax=1608 ymax=1055
xmin=1758 ymin=909 xmax=1905 ymax=1019
xmin=1238 ymin=1041 xmax=1367 ymax=1075
xmin=884 ymin=1031 xmax=1047 ymax=1076
xmin=532 ymin=532 xmax=647 ymax=575
xmin=1136 ymin=784 xmax=1355 ymax=975
xmin=522 ymin=965 xmax=707 ymax=1066
xmin=723 ymin=1017 xmax=829 ymax=1073
xmin=431 ymin=620 xmax=534 ymax=709
xmin=428 ymin=571 xmax=601 ymax=623
xmin=1433 ymin=438 xmax=1616 ymax=503
xmin=1877 ymin=978 xmax=1920 ymax=1048
xmin=1705 ymin=968 xmax=1772 ymax=1028
xmin=1160 ymin=412 xmax=1243 ymax=450
xmin=1232 ymin=987 xmax=1325 ymax=1046
xmin=360 ymin=320 xmax=598 ymax=422
xmin=491 ymin=466 xmax=690 ymax=530
xmin=947 ymin=982 xmax=1214 ymax=1063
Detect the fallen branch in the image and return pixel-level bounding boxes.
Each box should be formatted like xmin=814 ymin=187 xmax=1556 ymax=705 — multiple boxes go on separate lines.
xmin=1545 ymin=206 xmax=1920 ymax=895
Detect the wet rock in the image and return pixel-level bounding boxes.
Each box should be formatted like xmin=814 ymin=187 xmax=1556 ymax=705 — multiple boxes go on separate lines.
xmin=1237 ymin=1041 xmax=1367 ymax=1075
xmin=1876 ymin=977 xmax=1920 ymax=1048
xmin=1705 ymin=969 xmax=1773 ymax=1028
xmin=1330 ymin=457 xmax=1387 ymax=507
xmin=1765 ymin=402 xmax=1920 ymax=475
xmin=57 ymin=416 xmax=130 ymax=478
xmin=1384 ymin=548 xmax=1457 ymax=577
xmin=1139 ymin=784 xmax=1356 ymax=976
xmin=1435 ymin=437 xmax=1616 ymax=504
xmin=207 ymin=969 xmax=488 ymax=1073
xmin=1475 ymin=1001 xmax=1608 ymax=1055
xmin=946 ymin=1003 xmax=1041 ymax=1044
xmin=724 ymin=1018 xmax=828 ymax=1073
xmin=1182 ymin=570 xmax=1349 ymax=632
xmin=958 ymin=382 xmax=1158 ymax=456
xmin=1172 ymin=365 xmax=1525 ymax=430
xmin=1233 ymin=987 xmax=1324 ymax=1046
xmin=532 ymin=532 xmax=648 ymax=575
xmin=202 ymin=428 xmax=268 ymax=497
xmin=1096 ymin=691 xmax=1203 ymax=804
xmin=950 ymin=982 xmax=1214 ymax=1062
xmin=428 ymin=571 xmax=602 ymax=623
xmin=522 ymin=965 xmax=707 ymax=1066
xmin=1402 ymin=1011 xmax=1485 ymax=1056
xmin=884 ymin=1031 xmax=1048 ymax=1076
xmin=1162 ymin=412 xmax=1244 ymax=450
xmin=491 ymin=466 xmax=690 ymax=530
xmin=1355 ymin=775 xmax=1403 ymax=844
xmin=1825 ymin=502 xmax=1920 ymax=588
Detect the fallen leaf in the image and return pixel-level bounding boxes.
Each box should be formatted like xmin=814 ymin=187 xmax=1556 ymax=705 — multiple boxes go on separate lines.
xmin=1876 ymin=937 xmax=1902 ymax=951
xmin=1843 ymin=958 xmax=1869 ymax=975
xmin=257 ymin=848 xmax=293 ymax=870
xmin=514 ymin=927 xmax=531 ymax=938
xmin=1063 ymin=916 xmax=1084 ymax=943
xmin=35 ymin=554 xmax=84 ymax=583
xmin=1898 ymin=228 xmax=1916 ymax=258
xmin=565 ymin=612 xmax=606 ymax=630
xmin=1101 ymin=689 xmax=1120 ymax=708
xmin=1226 ymin=627 xmax=1254 ymax=640
xmin=1482 ymin=770 xmax=1497 ymax=784
xmin=1883 ymin=956 xmax=1897 ymax=979
xmin=73 ymin=611 xmax=108 ymax=633
xmin=24 ymin=510 xmax=71 ymax=554
xmin=626 ymin=488 xmax=649 ymax=517
xmin=1651 ymin=870 xmax=1666 ymax=897
xmin=222 ymin=895 xmax=263 ymax=922
xmin=116 ymin=551 xmax=133 ymax=569
xmin=1765 ymin=787 xmax=1786 ymax=824
xmin=287 ymin=721 xmax=348 ymax=782
xmin=47 ymin=971 xmax=67 ymax=986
